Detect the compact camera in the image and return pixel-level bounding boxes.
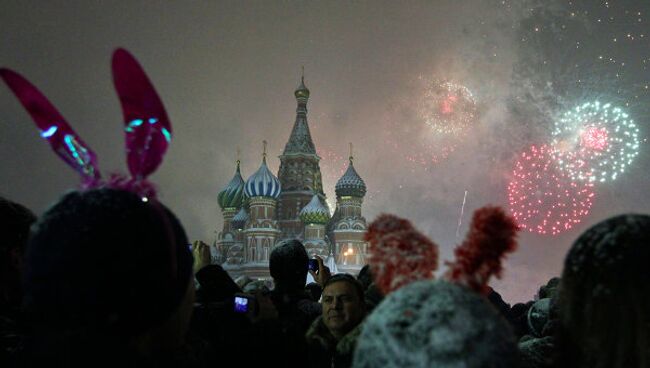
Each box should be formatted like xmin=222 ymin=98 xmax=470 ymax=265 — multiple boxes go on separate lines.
xmin=233 ymin=293 xmax=256 ymax=314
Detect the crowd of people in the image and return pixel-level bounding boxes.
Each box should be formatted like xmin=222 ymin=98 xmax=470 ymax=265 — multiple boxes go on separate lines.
xmin=1 ymin=190 xmax=649 ymax=367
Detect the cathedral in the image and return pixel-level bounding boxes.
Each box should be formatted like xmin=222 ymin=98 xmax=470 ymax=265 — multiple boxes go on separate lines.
xmin=215 ymin=75 xmax=370 ymax=279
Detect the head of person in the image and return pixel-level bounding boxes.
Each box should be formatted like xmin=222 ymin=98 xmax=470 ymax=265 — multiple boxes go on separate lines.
xmin=269 ymin=239 xmax=308 ymax=292
xmin=353 ymin=280 xmax=518 ymax=368
xmin=235 ymin=275 xmax=253 ymax=290
xmin=24 ymin=188 xmax=194 ymax=359
xmin=321 ymin=274 xmax=366 ymax=340
xmin=557 ymin=214 xmax=650 ymax=368
xmin=243 ymin=279 xmax=270 ymax=294
xmin=356 ymin=264 xmax=373 ymax=291
xmin=0 ymin=196 xmax=36 ymax=306
xmin=305 ymin=282 xmax=322 ymax=302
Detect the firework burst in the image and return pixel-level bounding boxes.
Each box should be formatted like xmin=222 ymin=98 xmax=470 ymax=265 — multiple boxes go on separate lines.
xmin=419 ymin=80 xmax=477 ymax=136
xmin=508 ymin=144 xmax=595 ymax=236
xmin=551 ymin=101 xmax=640 ymax=182
xmin=384 ymin=78 xmax=476 ymax=171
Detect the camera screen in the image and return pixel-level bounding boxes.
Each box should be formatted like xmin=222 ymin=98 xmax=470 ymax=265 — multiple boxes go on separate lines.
xmin=234 ymin=296 xmax=249 ymax=313
xmin=308 ymin=259 xmax=318 ymax=272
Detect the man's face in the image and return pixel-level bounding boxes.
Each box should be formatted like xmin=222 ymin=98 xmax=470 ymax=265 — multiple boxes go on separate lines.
xmin=322 ymin=281 xmax=365 ymax=338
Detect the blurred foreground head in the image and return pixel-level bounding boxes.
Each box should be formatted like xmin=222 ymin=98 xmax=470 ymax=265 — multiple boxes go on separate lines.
xmin=558 ymin=214 xmax=650 ymax=368
xmin=0 ymin=196 xmax=36 ymax=307
xmin=24 ymin=189 xmax=194 ymax=358
xmin=353 ymin=280 xmax=518 ymax=368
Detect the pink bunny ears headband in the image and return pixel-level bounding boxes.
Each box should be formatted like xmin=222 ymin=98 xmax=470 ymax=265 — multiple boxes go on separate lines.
xmin=0 ymin=48 xmax=172 ymax=200
xmin=366 ymin=206 xmax=519 ymax=296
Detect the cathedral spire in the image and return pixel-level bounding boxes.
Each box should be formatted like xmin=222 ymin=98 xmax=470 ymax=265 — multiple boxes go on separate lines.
xmin=236 ymin=146 xmax=241 ymax=170
xmin=283 ymin=70 xmax=316 ymax=155
xmin=349 ymin=142 xmax=354 ymax=164
xmin=262 ymin=140 xmax=267 ymax=164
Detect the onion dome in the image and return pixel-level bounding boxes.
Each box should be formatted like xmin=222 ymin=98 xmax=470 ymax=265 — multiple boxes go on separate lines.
xmin=294 ymin=70 xmax=310 ymax=100
xmin=217 ymin=161 xmax=245 ymax=210
xmin=335 ymin=157 xmax=367 ymax=198
xmin=244 ymin=141 xmax=281 ymax=199
xmin=231 ymin=207 xmax=249 ymax=230
xmin=300 ymin=195 xmax=330 ymax=225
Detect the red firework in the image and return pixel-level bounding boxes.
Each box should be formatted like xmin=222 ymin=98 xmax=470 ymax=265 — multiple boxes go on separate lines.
xmin=507 ymin=145 xmax=595 ymax=235
xmin=580 ymin=126 xmax=609 ymax=151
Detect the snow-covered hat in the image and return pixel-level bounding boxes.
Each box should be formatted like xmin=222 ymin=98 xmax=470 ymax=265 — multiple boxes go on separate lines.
xmin=353 ymin=280 xmax=518 ymax=368
xmin=353 ymin=206 xmax=520 ymax=367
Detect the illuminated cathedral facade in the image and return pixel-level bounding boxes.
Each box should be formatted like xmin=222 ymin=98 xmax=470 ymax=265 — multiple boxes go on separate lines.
xmin=215 ymin=76 xmax=370 ymax=279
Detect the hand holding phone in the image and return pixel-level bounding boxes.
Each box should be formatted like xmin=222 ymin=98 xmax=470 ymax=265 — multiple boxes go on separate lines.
xmin=309 ymin=255 xmax=331 ymax=286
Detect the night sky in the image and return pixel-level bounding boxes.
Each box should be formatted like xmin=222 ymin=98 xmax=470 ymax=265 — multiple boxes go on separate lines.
xmin=2 ymin=0 xmax=649 ymax=303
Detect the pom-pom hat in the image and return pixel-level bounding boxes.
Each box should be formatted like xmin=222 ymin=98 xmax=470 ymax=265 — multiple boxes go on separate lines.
xmin=355 ymin=206 xmax=521 ymax=367
xmin=353 ymin=280 xmax=519 ymax=368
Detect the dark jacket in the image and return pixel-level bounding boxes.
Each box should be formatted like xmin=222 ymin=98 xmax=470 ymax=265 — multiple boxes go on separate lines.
xmin=305 ymin=316 xmax=363 ymax=368
xmin=269 ymin=288 xmax=322 ymax=368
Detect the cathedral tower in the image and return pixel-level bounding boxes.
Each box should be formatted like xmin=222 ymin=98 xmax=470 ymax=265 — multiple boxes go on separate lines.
xmin=277 ymin=73 xmax=326 ymax=240
xmin=216 ymin=157 xmax=245 ymax=264
xmin=332 ymin=144 xmax=368 ymax=274
xmin=243 ymin=141 xmax=282 ymax=278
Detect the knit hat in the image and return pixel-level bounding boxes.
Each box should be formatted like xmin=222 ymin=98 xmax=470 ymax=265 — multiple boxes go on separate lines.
xmin=556 ymin=214 xmax=650 ymax=367
xmin=561 ymin=214 xmax=650 ymax=298
xmin=353 ymin=280 xmax=519 ymax=368
xmin=24 ymin=188 xmax=193 ymax=337
xmin=270 ymin=239 xmax=309 ymax=290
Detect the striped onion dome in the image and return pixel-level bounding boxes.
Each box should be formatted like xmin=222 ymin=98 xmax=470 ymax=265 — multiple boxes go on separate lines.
xmin=244 ymin=156 xmax=281 ymax=199
xmin=300 ymin=195 xmax=330 ymax=225
xmin=335 ymin=159 xmax=367 ymax=198
xmin=217 ymin=161 xmax=245 ymax=210
xmin=231 ymin=207 xmax=249 ymax=230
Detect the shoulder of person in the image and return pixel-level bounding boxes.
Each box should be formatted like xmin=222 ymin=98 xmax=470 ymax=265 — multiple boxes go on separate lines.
xmin=336 ymin=321 xmax=364 ymax=355
xmin=306 ymin=316 xmax=337 ymax=352
xmin=297 ymin=298 xmax=322 ymax=317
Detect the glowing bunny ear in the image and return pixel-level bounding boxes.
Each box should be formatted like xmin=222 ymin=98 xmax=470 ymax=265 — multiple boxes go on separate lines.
xmin=112 ymin=48 xmax=171 ymax=180
xmin=0 ymin=68 xmax=101 ymax=185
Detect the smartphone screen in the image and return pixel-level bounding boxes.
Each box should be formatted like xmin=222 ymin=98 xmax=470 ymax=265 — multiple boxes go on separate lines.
xmin=234 ymin=296 xmax=249 ymax=313
xmin=308 ymin=259 xmax=318 ymax=272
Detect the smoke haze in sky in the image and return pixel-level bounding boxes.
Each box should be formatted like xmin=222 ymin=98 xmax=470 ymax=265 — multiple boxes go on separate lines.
xmin=2 ymin=0 xmax=648 ymax=303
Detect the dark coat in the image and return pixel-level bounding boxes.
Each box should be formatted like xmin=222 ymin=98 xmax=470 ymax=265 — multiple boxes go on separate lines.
xmin=269 ymin=289 xmax=322 ymax=368
xmin=305 ymin=316 xmax=363 ymax=368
